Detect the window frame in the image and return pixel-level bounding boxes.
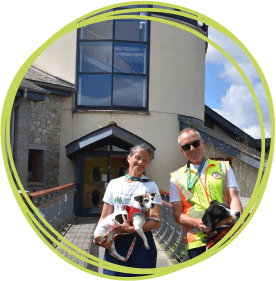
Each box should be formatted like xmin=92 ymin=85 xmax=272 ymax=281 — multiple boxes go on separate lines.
xmin=75 ymin=14 xmax=151 ymax=112
xmin=28 ymin=149 xmax=39 ymax=182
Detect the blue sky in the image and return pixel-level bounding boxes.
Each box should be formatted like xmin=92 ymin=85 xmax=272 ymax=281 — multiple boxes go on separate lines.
xmin=204 ymin=26 xmax=271 ymax=139
xmin=205 ymin=63 xmax=231 ymax=109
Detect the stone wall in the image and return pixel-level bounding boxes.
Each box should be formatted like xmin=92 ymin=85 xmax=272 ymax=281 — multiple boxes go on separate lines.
xmin=13 ymin=94 xmax=62 ymax=192
xmin=13 ymin=99 xmax=31 ymax=190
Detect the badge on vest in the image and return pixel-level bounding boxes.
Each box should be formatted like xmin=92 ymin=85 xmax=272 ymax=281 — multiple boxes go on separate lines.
xmin=184 ymin=190 xmax=193 ymax=200
xmin=212 ymin=172 xmax=221 ymax=179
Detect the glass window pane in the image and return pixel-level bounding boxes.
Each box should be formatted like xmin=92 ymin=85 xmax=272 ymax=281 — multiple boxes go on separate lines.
xmin=80 ymin=21 xmax=113 ymax=40
xmin=115 ymin=20 xmax=148 ymax=42
xmin=28 ymin=152 xmax=37 ymax=178
xmin=113 ymin=75 xmax=147 ymax=107
xmin=77 ymin=74 xmax=112 ymax=106
xmin=79 ymin=42 xmax=113 ymax=73
xmin=91 ymin=166 xmax=101 ymax=183
xmin=114 ymin=42 xmax=148 ymax=74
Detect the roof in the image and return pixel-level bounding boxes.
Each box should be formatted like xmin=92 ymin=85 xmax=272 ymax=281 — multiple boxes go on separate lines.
xmin=205 ymin=105 xmax=270 ymax=152
xmin=24 ymin=66 xmax=74 ymax=88
xmin=178 ymin=115 xmax=266 ymax=169
xmin=17 ymin=66 xmax=75 ymax=100
xmin=66 ymin=123 xmax=156 ymax=158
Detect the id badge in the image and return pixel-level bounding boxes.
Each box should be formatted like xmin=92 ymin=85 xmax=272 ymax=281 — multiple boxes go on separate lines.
xmin=184 ymin=190 xmax=193 ymax=200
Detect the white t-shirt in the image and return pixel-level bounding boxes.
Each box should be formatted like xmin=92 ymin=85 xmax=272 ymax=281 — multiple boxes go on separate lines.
xmin=103 ymin=175 xmax=162 ymax=214
xmin=169 ymin=161 xmax=239 ymax=203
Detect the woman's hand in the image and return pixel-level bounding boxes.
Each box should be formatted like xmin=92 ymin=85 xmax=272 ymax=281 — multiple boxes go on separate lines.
xmin=93 ymin=202 xmax=115 ymax=249
xmin=111 ymin=216 xmax=135 ymax=235
xmin=93 ymin=234 xmax=116 ymax=250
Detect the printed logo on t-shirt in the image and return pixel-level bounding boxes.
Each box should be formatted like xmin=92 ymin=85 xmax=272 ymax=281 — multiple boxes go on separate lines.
xmin=114 ymin=196 xmax=122 ymax=204
xmin=212 ymin=172 xmax=221 ymax=179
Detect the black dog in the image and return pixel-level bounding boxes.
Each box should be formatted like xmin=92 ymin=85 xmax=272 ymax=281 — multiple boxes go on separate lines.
xmin=202 ymin=200 xmax=240 ymax=243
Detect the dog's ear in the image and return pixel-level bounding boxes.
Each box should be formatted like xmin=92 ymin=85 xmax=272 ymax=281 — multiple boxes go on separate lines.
xmin=202 ymin=212 xmax=212 ymax=229
xmin=210 ymin=200 xmax=218 ymax=205
xmin=134 ymin=195 xmax=143 ymax=203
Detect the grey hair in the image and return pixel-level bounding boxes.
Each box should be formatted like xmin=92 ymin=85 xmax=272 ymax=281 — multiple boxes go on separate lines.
xmin=129 ymin=144 xmax=153 ymax=162
xmin=178 ymin=128 xmax=202 ymax=145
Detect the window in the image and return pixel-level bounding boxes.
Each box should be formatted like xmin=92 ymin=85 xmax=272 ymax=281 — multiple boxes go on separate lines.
xmin=118 ymin=166 xmax=127 ymax=177
xmin=28 ymin=150 xmax=39 ymax=181
xmin=76 ymin=9 xmax=150 ymax=111
xmin=91 ymin=166 xmax=101 ymax=183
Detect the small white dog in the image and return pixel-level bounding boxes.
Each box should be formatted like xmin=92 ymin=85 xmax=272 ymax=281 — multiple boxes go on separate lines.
xmin=94 ymin=193 xmax=160 ymax=261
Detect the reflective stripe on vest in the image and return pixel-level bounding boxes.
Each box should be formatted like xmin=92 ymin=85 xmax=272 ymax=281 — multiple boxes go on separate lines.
xmin=170 ymin=158 xmax=229 ymax=250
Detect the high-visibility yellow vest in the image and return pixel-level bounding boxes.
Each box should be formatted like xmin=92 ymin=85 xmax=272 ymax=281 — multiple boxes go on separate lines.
xmin=170 ymin=158 xmax=230 ymax=250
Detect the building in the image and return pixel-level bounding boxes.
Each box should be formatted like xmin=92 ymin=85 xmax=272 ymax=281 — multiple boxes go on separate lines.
xmin=12 ymin=5 xmax=268 ymax=217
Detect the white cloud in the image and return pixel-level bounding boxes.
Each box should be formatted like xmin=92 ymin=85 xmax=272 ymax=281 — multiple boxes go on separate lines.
xmin=207 ymin=26 xmax=271 ymax=139
xmin=243 ymin=124 xmax=271 ymax=139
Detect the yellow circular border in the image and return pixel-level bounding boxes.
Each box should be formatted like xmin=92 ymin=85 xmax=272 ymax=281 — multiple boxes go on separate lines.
xmin=1 ymin=1 xmax=274 ymax=279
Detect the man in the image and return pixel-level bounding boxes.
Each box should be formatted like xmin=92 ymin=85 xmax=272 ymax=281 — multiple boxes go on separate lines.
xmin=170 ymin=128 xmax=243 ymax=259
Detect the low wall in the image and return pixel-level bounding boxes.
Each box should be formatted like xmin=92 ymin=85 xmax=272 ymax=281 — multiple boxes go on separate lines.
xmin=27 ymin=183 xmax=77 ymax=245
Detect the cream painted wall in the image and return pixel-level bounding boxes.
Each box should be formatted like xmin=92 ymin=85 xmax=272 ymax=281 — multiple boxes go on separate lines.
xmin=149 ymin=21 xmax=206 ymax=120
xmin=59 ymin=110 xmax=188 ymax=191
xmin=33 ymin=31 xmax=77 ymax=84
xmin=32 ymin=18 xmax=206 ymax=193
xmin=33 ymin=19 xmax=206 ymax=119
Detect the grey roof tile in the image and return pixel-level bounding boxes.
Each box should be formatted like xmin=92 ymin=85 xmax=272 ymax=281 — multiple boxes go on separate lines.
xmin=183 ymin=120 xmax=265 ymax=161
xmin=23 ymin=66 xmax=75 ymax=89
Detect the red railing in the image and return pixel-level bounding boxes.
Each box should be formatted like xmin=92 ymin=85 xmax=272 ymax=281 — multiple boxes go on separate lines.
xmin=29 ymin=183 xmax=76 ymax=201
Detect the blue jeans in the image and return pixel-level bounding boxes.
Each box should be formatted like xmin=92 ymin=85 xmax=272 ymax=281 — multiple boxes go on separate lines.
xmin=103 ymin=231 xmax=157 ymax=277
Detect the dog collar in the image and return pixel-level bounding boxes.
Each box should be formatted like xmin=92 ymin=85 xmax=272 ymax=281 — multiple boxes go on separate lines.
xmin=125 ymin=174 xmax=152 ymax=182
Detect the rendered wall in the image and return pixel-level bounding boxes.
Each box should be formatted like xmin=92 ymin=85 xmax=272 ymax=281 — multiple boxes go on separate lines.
xmin=32 ymin=19 xmax=207 ymax=193
xmin=149 ymin=20 xmax=206 ymax=119
xmin=33 ymin=31 xmax=77 ymax=84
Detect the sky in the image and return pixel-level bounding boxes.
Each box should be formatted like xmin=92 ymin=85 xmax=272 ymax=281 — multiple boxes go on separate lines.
xmin=204 ymin=26 xmax=271 ymax=139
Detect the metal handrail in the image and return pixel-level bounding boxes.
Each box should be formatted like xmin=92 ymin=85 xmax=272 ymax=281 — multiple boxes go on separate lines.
xmin=25 ymin=183 xmax=78 ymax=246
xmin=153 ymin=190 xmax=189 ymax=263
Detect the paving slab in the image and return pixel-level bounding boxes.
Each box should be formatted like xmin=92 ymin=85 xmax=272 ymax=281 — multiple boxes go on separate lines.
xmin=55 ymin=217 xmax=173 ymax=274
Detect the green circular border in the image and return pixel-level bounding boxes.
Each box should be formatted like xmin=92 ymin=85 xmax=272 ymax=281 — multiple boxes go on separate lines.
xmin=1 ymin=1 xmax=275 ymax=279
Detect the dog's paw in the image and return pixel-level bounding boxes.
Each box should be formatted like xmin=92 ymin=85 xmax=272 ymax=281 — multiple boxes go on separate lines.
xmin=145 ymin=246 xmax=150 ymax=250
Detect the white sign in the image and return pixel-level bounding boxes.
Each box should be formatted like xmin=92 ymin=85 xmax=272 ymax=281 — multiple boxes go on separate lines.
xmin=102 ymin=174 xmax=107 ymax=181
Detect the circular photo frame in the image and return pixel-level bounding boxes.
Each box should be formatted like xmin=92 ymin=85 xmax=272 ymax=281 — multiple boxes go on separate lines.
xmin=1 ymin=1 xmax=274 ymax=280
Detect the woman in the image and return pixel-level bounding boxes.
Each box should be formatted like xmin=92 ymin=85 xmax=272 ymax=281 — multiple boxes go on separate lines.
xmin=93 ymin=144 xmax=162 ymax=276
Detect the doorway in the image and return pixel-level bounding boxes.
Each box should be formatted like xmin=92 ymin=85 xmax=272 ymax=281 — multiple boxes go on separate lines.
xmin=77 ymin=146 xmax=129 ymax=217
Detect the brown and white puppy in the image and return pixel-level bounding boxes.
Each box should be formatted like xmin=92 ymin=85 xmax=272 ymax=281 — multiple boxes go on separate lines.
xmin=94 ymin=193 xmax=160 ymax=261
xmin=202 ymin=200 xmax=240 ymax=243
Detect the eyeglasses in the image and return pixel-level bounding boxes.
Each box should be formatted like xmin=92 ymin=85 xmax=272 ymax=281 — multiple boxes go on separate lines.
xmin=181 ymin=140 xmax=201 ymax=151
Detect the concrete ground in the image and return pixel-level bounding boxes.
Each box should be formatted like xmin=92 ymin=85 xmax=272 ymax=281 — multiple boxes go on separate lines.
xmin=55 ymin=217 xmax=173 ymax=274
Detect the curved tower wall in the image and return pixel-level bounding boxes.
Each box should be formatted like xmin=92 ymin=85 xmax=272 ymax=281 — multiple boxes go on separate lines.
xmin=32 ymin=18 xmax=207 ymax=191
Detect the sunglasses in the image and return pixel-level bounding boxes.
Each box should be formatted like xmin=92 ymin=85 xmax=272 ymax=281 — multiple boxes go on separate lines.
xmin=181 ymin=139 xmax=201 ymax=151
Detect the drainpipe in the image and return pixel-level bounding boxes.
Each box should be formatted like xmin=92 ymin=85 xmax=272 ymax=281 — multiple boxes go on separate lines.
xmin=11 ymin=88 xmax=28 ymax=155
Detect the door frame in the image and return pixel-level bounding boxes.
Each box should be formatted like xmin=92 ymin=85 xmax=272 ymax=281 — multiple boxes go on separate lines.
xmin=74 ymin=150 xmax=128 ymax=217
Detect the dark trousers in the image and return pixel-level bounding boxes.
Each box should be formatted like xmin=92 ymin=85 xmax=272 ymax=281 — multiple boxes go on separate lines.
xmin=187 ymin=246 xmax=206 ymax=259
xmin=103 ymin=231 xmax=157 ymax=277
